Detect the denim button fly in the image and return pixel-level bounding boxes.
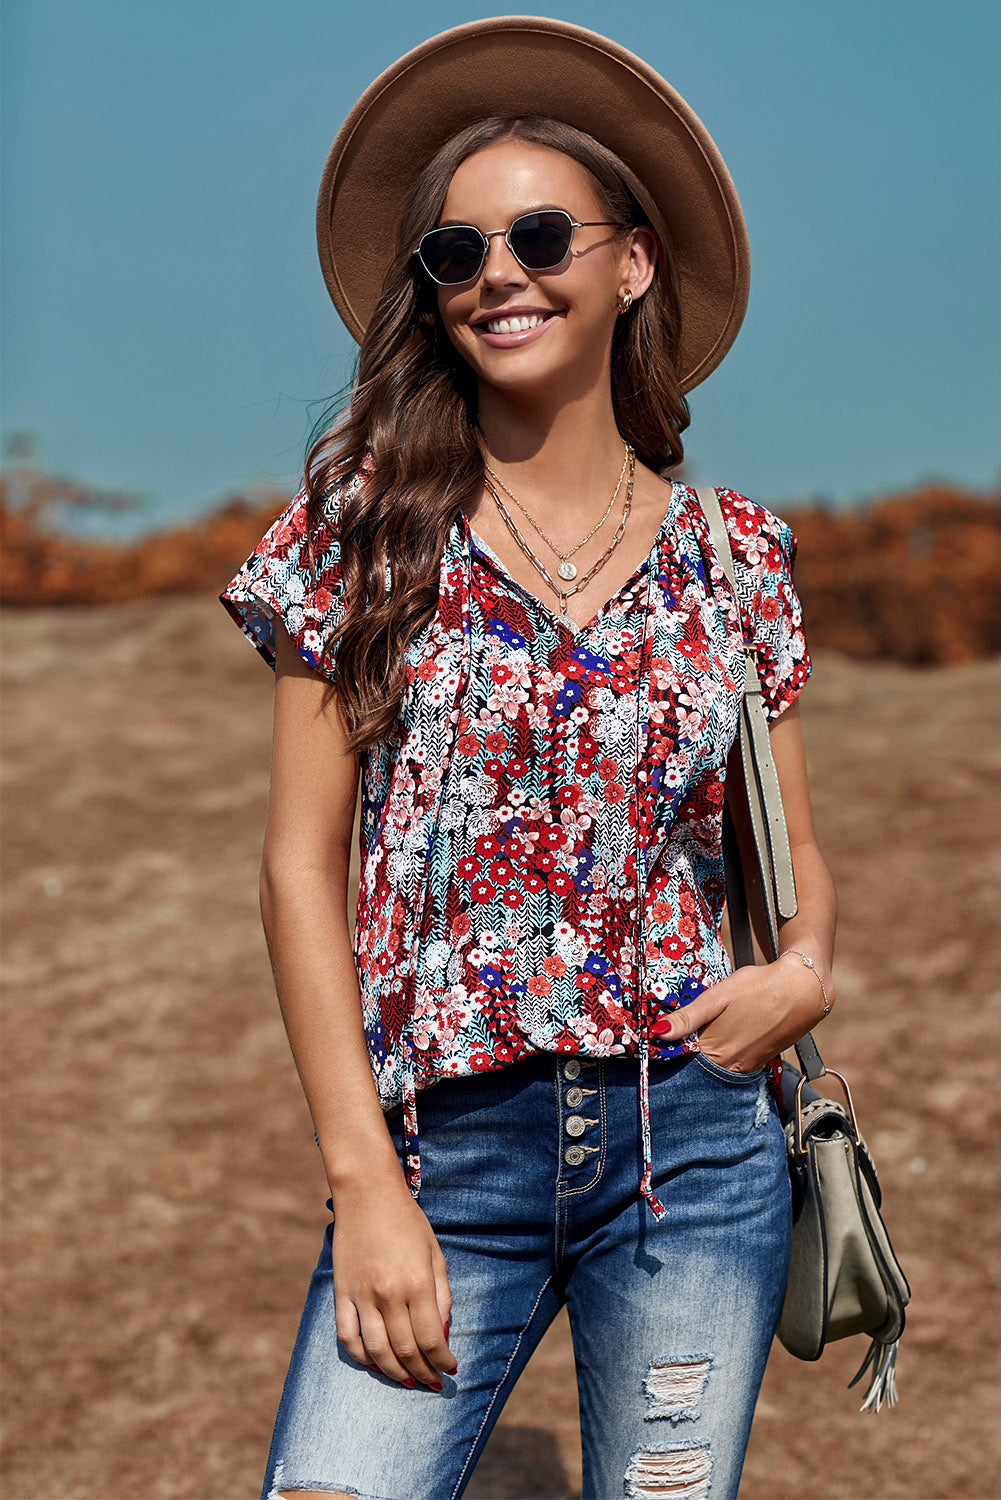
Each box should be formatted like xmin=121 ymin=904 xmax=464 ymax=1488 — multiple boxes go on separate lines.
xmin=564 ymin=1145 xmax=587 ymax=1165
xmin=565 ymin=1086 xmax=584 ymax=1108
xmin=562 ymin=1058 xmax=581 ymax=1080
xmin=565 ymin=1115 xmax=586 ymax=1137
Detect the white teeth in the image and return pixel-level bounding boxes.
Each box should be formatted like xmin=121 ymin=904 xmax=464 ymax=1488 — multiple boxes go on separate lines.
xmin=482 ymin=313 xmax=545 ymax=334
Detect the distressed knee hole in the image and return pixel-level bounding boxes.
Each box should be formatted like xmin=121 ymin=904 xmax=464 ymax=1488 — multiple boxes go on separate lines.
xmin=625 ymin=1441 xmax=713 ymax=1498
xmin=643 ymin=1355 xmax=712 ymax=1421
xmin=267 ymin=1459 xmax=362 ymax=1499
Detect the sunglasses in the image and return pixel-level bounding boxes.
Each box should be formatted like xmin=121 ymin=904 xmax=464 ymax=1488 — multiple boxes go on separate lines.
xmin=413 ymin=209 xmax=617 ymax=286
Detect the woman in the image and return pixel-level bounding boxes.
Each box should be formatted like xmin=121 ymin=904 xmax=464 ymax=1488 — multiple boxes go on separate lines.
xmin=220 ymin=18 xmax=837 ymax=1500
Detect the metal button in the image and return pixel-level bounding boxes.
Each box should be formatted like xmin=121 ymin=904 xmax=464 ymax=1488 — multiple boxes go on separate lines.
xmin=565 ymin=1115 xmax=586 ymax=1137
xmin=565 ymin=1086 xmax=584 ymax=1108
xmin=564 ymin=1145 xmax=586 ymax=1166
xmin=563 ymin=1058 xmax=581 ymax=1080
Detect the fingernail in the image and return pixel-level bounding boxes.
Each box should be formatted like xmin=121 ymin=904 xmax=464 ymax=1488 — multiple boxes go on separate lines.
xmin=402 ymin=1378 xmax=416 ymax=1388
xmin=444 ymin=1318 xmax=451 ymax=1339
xmin=650 ymin=1017 xmax=673 ymax=1036
xmin=429 ymin=1381 xmax=443 ymax=1392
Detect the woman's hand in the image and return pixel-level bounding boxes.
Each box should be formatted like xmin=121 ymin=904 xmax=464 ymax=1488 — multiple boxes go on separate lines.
xmin=651 ymin=955 xmax=834 ymax=1074
xmin=330 ymin=1174 xmax=457 ymax=1389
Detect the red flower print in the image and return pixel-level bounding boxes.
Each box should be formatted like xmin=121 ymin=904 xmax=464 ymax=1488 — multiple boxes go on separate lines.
xmin=556 ymin=783 xmax=584 ymax=808
xmin=222 ymin=470 xmax=813 ymax=1162
xmin=268 ymin=519 xmax=295 ymax=550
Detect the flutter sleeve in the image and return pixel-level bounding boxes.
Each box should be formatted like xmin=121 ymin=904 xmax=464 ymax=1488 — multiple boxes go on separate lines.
xmin=718 ymin=488 xmax=812 ymax=719
xmin=219 ymin=479 xmax=349 ymax=684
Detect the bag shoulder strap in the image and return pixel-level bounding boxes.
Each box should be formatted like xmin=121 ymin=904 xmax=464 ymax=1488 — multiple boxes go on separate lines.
xmin=693 ymin=484 xmax=826 ymax=1082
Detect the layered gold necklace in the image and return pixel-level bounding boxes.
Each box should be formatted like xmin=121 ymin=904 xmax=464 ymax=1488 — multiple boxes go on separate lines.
xmin=481 ymin=442 xmax=636 ymax=627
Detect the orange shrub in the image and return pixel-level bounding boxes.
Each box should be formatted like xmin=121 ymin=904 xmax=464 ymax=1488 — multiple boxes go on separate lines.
xmin=2 ymin=471 xmax=999 ymax=664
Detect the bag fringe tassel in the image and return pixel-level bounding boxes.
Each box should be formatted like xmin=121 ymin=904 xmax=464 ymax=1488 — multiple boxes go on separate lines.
xmin=848 ymin=1338 xmax=901 ymax=1413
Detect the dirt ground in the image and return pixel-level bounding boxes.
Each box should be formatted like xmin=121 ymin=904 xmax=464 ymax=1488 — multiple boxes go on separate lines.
xmin=2 ymin=594 xmax=999 ymax=1500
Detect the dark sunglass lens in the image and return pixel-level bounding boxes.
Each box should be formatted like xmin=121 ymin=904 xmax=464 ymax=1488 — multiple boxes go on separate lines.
xmin=420 ymin=227 xmax=485 ymax=283
xmin=509 ymin=212 xmax=574 ymax=270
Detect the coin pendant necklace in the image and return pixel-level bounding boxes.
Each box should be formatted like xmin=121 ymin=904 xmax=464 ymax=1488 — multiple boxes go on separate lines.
xmin=481 ymin=445 xmax=636 ymax=627
xmin=483 ymin=441 xmax=630 ymax=582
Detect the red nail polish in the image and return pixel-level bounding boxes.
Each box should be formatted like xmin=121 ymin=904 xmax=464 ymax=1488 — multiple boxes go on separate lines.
xmin=444 ymin=1318 xmax=451 ymax=1339
xmin=430 ymin=1381 xmax=443 ymax=1391
xmin=403 ymin=1377 xmax=416 ymax=1387
xmin=650 ymin=1016 xmax=673 ymax=1036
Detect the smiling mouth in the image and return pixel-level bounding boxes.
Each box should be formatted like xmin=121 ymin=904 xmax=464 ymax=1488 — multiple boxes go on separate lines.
xmin=477 ymin=311 xmax=555 ymax=335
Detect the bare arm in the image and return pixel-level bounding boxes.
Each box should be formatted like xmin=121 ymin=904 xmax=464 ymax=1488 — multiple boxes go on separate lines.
xmin=655 ymin=696 xmax=838 ymax=1068
xmin=261 ymin=620 xmax=398 ymax=1191
xmin=261 ymin=620 xmax=457 ymax=1388
xmin=724 ymin=698 xmax=837 ymax=992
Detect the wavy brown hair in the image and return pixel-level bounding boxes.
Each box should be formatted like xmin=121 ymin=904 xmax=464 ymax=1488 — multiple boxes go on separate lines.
xmin=302 ymin=115 xmax=690 ymax=753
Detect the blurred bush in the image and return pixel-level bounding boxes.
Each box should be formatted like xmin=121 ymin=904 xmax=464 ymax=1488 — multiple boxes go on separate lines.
xmin=1 ymin=470 xmax=999 ymax=665
xmin=788 ymin=484 xmax=1001 ymax=665
xmin=0 ymin=470 xmax=287 ymax=607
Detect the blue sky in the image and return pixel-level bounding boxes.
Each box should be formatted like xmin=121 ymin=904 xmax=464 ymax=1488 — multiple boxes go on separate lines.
xmin=3 ymin=0 xmax=999 ymax=537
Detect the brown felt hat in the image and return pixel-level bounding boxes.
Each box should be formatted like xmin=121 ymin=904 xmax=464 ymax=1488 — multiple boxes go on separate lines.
xmin=316 ymin=15 xmax=750 ymax=392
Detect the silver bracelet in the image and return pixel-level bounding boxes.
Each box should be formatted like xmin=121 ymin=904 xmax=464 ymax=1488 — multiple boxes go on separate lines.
xmin=779 ymin=949 xmax=831 ymax=1017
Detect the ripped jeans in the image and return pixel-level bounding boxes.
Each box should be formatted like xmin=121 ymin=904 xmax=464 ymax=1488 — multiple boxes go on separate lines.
xmin=261 ymin=1049 xmax=792 ymax=1500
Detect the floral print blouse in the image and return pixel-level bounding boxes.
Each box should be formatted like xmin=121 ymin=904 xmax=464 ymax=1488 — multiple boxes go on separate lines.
xmin=219 ymin=468 xmax=811 ymax=1220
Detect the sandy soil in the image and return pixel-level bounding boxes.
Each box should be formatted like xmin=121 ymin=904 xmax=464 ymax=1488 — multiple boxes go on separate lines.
xmin=2 ymin=594 xmax=999 ymax=1500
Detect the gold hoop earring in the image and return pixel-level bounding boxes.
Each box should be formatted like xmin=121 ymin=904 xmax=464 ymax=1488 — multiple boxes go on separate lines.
xmin=617 ymin=290 xmax=634 ymax=315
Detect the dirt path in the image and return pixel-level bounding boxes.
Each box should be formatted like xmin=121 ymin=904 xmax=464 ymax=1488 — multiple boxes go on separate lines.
xmin=2 ymin=596 xmax=999 ymax=1499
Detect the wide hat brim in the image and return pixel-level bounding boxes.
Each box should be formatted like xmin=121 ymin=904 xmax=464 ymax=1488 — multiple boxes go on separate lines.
xmin=317 ymin=15 xmax=750 ymax=393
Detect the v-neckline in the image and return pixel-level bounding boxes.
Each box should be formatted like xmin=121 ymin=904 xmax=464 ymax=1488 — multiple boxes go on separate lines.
xmin=465 ymin=478 xmax=678 ymax=638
